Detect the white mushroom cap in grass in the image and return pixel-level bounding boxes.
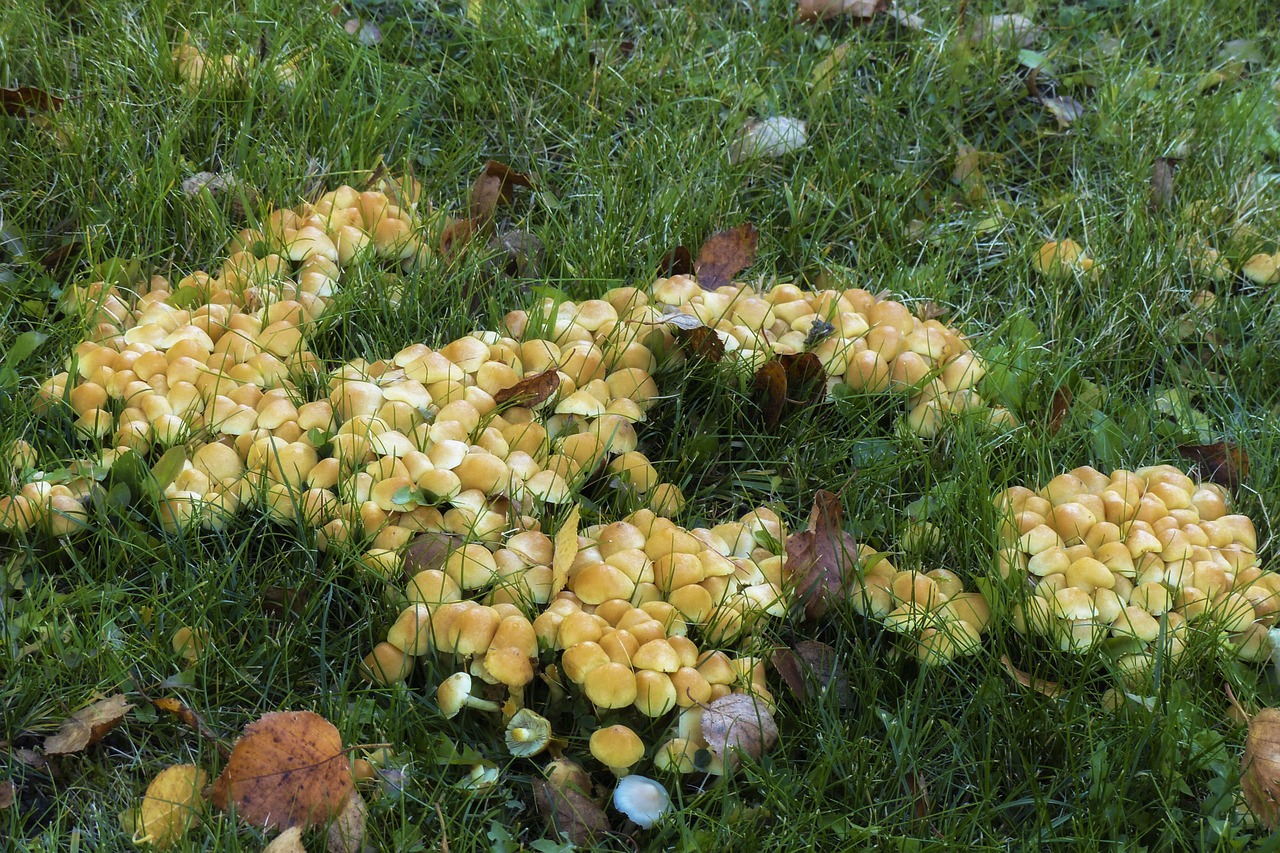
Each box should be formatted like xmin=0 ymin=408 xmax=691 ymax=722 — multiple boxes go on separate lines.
xmin=612 ymin=775 xmax=671 ymax=829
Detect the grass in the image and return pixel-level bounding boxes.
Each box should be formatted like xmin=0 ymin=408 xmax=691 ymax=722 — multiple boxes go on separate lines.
xmin=3 ymin=0 xmax=1280 ymax=849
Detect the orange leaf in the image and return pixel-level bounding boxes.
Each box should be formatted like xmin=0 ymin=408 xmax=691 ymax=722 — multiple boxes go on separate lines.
xmin=493 ymin=368 xmax=561 ymax=407
xmin=753 ymin=360 xmax=787 ymax=430
xmin=1178 ymin=442 xmax=1248 ymax=489
xmin=209 ymin=710 xmax=352 ymax=832
xmin=1000 ymin=655 xmax=1063 ymax=698
xmin=152 ymin=697 xmax=230 ymax=759
xmin=695 ymin=224 xmax=758 ymax=291
xmin=468 ymin=160 xmax=532 ymax=222
xmin=1 ymin=86 xmax=65 ymax=116
xmin=43 ymin=694 xmax=133 ymax=754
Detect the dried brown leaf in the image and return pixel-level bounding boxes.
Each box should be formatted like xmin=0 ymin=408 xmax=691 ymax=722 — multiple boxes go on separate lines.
xmin=675 ymin=326 xmax=725 ymax=362
xmin=771 ymin=640 xmax=848 ymax=705
xmin=700 ymin=693 xmax=778 ymax=769
xmin=796 ymin=0 xmax=888 ymax=24
xmin=780 ymin=351 xmax=825 ymax=407
xmin=1041 ymin=96 xmax=1086 ymax=130
xmin=1000 ymin=655 xmax=1063 ymax=698
xmin=404 ymin=531 xmax=465 ymax=575
xmin=439 ymin=216 xmax=478 ymax=261
xmin=209 ymin=710 xmax=352 ymax=832
xmin=327 ymin=790 xmax=367 ymax=853
xmin=1 ymin=86 xmax=65 ymax=116
xmin=786 ymin=489 xmax=860 ymax=621
xmin=12 ymin=748 xmax=45 ymax=770
xmin=1150 ymin=158 xmax=1178 ymax=211
xmin=1178 ymin=442 xmax=1249 ymax=489
xmin=904 ymin=770 xmax=933 ymax=822
xmin=469 ymin=161 xmax=532 ymax=222
xmin=0 ymin=780 xmax=14 ymax=810
xmin=753 ymin=360 xmax=787 ymax=430
xmin=493 ymin=369 xmax=560 ymax=408
xmin=695 ymin=224 xmax=758 ymax=291
xmin=915 ymin=301 xmax=948 ymax=322
xmin=532 ymin=778 xmax=610 ymax=847
xmin=657 ymin=246 xmax=693 ymax=277
xmin=152 ymin=697 xmax=230 ymax=759
xmin=262 ymin=586 xmax=310 ymax=620
xmin=1047 ymin=386 xmax=1072 ymax=435
xmin=44 ymin=694 xmax=133 ymax=754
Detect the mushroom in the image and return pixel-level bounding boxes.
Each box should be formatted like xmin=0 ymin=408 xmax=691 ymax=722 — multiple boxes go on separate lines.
xmin=504 ymin=708 xmax=552 ymax=758
xmin=611 ymin=775 xmax=671 ymax=829
xmin=437 ymin=672 xmax=501 ymax=718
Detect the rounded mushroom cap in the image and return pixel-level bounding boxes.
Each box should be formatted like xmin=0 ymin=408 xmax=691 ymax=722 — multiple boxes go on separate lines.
xmin=505 ymin=708 xmax=552 ymax=758
xmin=590 ymin=724 xmax=644 ymax=771
xmin=612 ymin=775 xmax=671 ymax=829
xmin=437 ymin=672 xmax=475 ymax=718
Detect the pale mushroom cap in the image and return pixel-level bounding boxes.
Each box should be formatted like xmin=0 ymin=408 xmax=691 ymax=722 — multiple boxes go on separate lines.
xmin=612 ymin=775 xmax=671 ymax=829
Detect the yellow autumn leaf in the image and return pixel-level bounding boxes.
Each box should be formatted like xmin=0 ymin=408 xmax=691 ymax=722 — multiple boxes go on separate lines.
xmin=808 ymin=41 xmax=851 ymax=97
xmin=550 ymin=505 xmax=580 ymax=597
xmin=132 ymin=764 xmax=208 ymax=849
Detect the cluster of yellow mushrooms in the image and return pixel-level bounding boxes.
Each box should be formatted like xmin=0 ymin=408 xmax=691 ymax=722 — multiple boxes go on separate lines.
xmin=996 ymin=465 xmax=1276 ymax=691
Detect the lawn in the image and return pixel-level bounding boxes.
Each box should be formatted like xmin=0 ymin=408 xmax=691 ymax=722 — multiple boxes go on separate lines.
xmin=3 ymin=0 xmax=1280 ymax=850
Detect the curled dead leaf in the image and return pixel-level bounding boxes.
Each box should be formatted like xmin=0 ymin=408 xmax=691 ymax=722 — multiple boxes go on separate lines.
xmin=469 ymin=161 xmax=532 ymax=222
xmin=209 ymin=710 xmax=352 ymax=832
xmin=754 ymin=360 xmax=787 ymax=430
xmin=0 ymin=780 xmax=15 ymax=811
xmin=1178 ymin=442 xmax=1248 ymax=489
xmin=404 ymin=531 xmax=465 ymax=575
xmin=695 ymin=224 xmax=758 ymax=291
xmin=152 ymin=697 xmax=230 ymax=759
xmin=780 ymin=351 xmax=826 ymax=408
xmin=439 ymin=216 xmax=478 ymax=261
xmin=700 ymin=693 xmax=778 ymax=769
xmin=533 ymin=778 xmax=610 ymax=847
xmin=1150 ymin=158 xmax=1178 ymax=211
xmin=1000 ymin=655 xmax=1063 ymax=698
xmin=1047 ymin=386 xmax=1072 ymax=435
xmin=1041 ymin=96 xmax=1086 ymax=130
xmin=1 ymin=86 xmax=66 ymax=116
xmin=44 ymin=694 xmax=133 ymax=754
xmin=493 ymin=369 xmax=560 ymax=408
xmin=675 ymin=326 xmax=725 ymax=362
xmin=729 ymin=117 xmax=808 ymax=164
xmin=771 ymin=640 xmax=849 ymax=705
xmin=1241 ymin=708 xmax=1280 ymax=830
xmin=786 ymin=489 xmax=861 ymax=621
xmin=132 ymin=764 xmax=208 ymax=849
xmin=656 ymin=246 xmax=693 ymax=277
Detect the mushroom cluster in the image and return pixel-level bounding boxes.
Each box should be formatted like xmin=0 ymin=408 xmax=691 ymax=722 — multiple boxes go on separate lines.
xmin=508 ymin=274 xmax=1015 ymax=438
xmin=996 ymin=465 xmax=1278 ymax=689
xmin=1032 ymin=239 xmax=1100 ymax=281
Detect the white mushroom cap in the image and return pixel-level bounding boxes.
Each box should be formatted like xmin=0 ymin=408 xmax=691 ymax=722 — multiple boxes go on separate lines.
xmin=612 ymin=775 xmax=671 ymax=829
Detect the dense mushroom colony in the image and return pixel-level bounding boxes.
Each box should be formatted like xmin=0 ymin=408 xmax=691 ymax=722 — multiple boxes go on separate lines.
xmin=996 ymin=465 xmax=1278 ymax=690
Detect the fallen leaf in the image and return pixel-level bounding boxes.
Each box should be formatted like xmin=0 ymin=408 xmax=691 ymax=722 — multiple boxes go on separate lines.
xmin=1178 ymin=442 xmax=1248 ymax=489
xmin=468 ymin=161 xmax=532 ymax=222
xmin=780 ymin=351 xmax=826 ymax=408
xmin=404 ymin=531 xmax=466 ymax=574
xmin=695 ymin=224 xmax=758 ymax=291
xmin=729 ymin=117 xmax=808 ymax=164
xmin=264 ymin=826 xmax=307 ymax=852
xmin=487 ymin=229 xmax=543 ymax=280
xmin=1041 ymin=96 xmax=1085 ymax=130
xmin=1219 ymin=39 xmax=1263 ymax=65
xmin=0 ymin=86 xmax=65 ymax=116
xmin=343 ymin=18 xmax=382 ymax=46
xmin=753 ymin=360 xmax=787 ymax=430
xmin=796 ymin=0 xmax=888 ymax=24
xmin=209 ymin=710 xmax=352 ymax=832
xmin=493 ymin=369 xmax=560 ymax=408
xmin=771 ymin=640 xmax=848 ymax=705
xmin=886 ymin=8 xmax=926 ymax=29
xmin=439 ymin=216 xmax=478 ymax=261
xmin=700 ymin=693 xmax=778 ymax=769
xmin=152 ymin=697 xmax=230 ymax=759
xmin=915 ymin=301 xmax=948 ymax=322
xmin=0 ymin=780 xmax=14 ymax=810
xmin=132 ymin=764 xmax=208 ymax=849
xmin=550 ymin=506 xmax=581 ymax=597
xmin=39 ymin=240 xmax=83 ymax=274
xmin=12 ymin=748 xmax=46 ymax=770
xmin=674 ymin=326 xmax=725 ymax=362
xmin=968 ymin=14 xmax=1039 ymax=47
xmin=43 ymin=694 xmax=133 ymax=754
xmin=1000 ymin=655 xmax=1063 ymax=698
xmin=786 ymin=489 xmax=861 ymax=621
xmin=532 ymin=778 xmax=610 ymax=847
xmin=1047 ymin=386 xmax=1072 ymax=435
xmin=809 ymin=42 xmax=852 ymax=97
xmin=262 ymin=586 xmax=310 ymax=620
xmin=327 ymin=790 xmax=367 ymax=853
xmin=657 ymin=246 xmax=693 ymax=278
xmin=1150 ymin=158 xmax=1178 ymax=211
xmin=904 ymin=770 xmax=932 ymax=822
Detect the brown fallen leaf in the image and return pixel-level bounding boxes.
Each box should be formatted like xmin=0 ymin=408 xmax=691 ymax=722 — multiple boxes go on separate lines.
xmin=771 ymin=640 xmax=849 ymax=705
xmin=1000 ymin=655 xmax=1063 ymax=698
xmin=1041 ymin=96 xmax=1086 ymax=130
xmin=915 ymin=301 xmax=948 ymax=322
xmin=209 ymin=710 xmax=353 ymax=832
xmin=152 ymin=697 xmax=231 ymax=759
xmin=532 ymin=778 xmax=610 ymax=847
xmin=780 ymin=351 xmax=826 ymax=408
xmin=551 ymin=506 xmax=581 ymax=598
xmin=753 ymin=360 xmax=787 ymax=430
xmin=0 ymin=780 xmax=14 ymax=810
xmin=39 ymin=240 xmax=83 ymax=274
xmin=12 ymin=748 xmax=46 ymax=770
xmin=786 ymin=489 xmax=861 ymax=621
xmin=493 ymin=369 xmax=560 ymax=408
xmin=327 ymin=790 xmax=367 ymax=853
xmin=1150 ymin=157 xmax=1178 ymax=211
xmin=675 ymin=326 xmax=725 ymax=362
xmin=262 ymin=586 xmax=310 ymax=620
xmin=439 ymin=216 xmax=478 ymax=261
xmin=968 ymin=14 xmax=1039 ymax=47
xmin=695 ymin=224 xmax=758 ymax=291
xmin=700 ymin=693 xmax=779 ymax=770
xmin=44 ymin=694 xmax=133 ymax=754
xmin=487 ymin=228 xmax=544 ymax=280
xmin=264 ymin=826 xmax=307 ymax=852
xmin=404 ymin=531 xmax=465 ymax=575
xmin=1 ymin=86 xmax=66 ymax=116
xmin=904 ymin=770 xmax=933 ymax=822
xmin=1178 ymin=442 xmax=1249 ymax=489
xmin=131 ymin=764 xmax=208 ymax=849
xmin=1047 ymin=386 xmax=1072 ymax=435
xmin=796 ymin=0 xmax=888 ymax=24
xmin=469 ymin=161 xmax=533 ymax=222
xmin=657 ymin=246 xmax=693 ymax=277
